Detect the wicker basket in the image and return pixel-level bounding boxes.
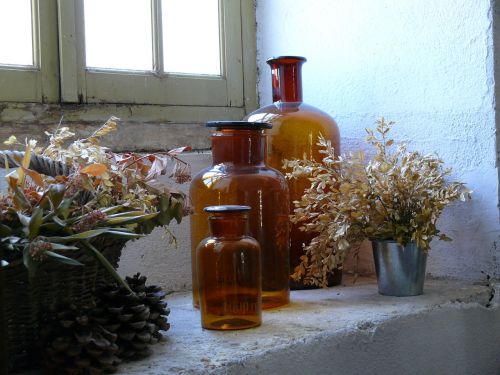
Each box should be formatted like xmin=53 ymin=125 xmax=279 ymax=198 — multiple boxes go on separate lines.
xmin=0 ymin=152 xmax=128 ymax=372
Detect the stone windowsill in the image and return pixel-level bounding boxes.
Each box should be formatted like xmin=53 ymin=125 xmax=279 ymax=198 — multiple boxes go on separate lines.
xmin=118 ymin=277 xmax=500 ymax=375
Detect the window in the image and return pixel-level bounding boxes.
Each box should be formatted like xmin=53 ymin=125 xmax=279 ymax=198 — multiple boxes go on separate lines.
xmin=0 ymin=0 xmax=58 ymax=102
xmin=0 ymin=0 xmax=256 ymax=114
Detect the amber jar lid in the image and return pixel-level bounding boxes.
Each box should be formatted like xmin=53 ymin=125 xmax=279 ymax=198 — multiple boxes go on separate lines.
xmin=204 ymin=205 xmax=251 ymax=213
xmin=206 ymin=121 xmax=271 ymax=130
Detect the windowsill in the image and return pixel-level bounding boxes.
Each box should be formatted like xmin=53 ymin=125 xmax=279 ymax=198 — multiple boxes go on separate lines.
xmin=117 ymin=277 xmax=499 ymax=375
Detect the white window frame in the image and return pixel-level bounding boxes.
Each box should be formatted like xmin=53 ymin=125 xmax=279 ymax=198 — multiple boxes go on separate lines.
xmin=0 ymin=0 xmax=59 ymax=103
xmin=0 ymin=0 xmax=257 ymax=117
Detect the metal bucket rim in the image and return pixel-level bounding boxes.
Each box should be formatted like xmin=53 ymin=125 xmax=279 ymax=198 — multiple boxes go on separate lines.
xmin=370 ymin=239 xmax=420 ymax=247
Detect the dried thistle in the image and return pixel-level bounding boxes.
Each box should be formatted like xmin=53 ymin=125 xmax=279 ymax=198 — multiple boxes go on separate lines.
xmin=72 ymin=210 xmax=107 ymax=233
xmin=0 ymin=195 xmax=12 ymax=222
xmin=284 ymin=118 xmax=471 ymax=287
xmin=171 ymin=159 xmax=191 ymax=184
xmin=29 ymin=239 xmax=52 ymax=262
xmin=64 ymin=173 xmax=84 ymax=197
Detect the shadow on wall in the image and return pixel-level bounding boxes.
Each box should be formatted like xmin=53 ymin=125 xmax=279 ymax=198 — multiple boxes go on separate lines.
xmin=493 ymin=1 xmax=500 ymax=225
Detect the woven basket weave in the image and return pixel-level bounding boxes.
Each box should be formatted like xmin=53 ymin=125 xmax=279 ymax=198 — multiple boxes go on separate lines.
xmin=0 ymin=151 xmax=127 ymax=372
xmin=0 ymin=150 xmax=72 ymax=176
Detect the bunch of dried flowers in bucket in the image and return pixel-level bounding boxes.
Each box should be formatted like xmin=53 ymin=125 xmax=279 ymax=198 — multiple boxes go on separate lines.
xmin=284 ymin=118 xmax=471 ymax=287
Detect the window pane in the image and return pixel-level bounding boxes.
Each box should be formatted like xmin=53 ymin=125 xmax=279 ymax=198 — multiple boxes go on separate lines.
xmin=162 ymin=0 xmax=220 ymax=75
xmin=0 ymin=0 xmax=33 ymax=66
xmin=84 ymin=0 xmax=153 ymax=71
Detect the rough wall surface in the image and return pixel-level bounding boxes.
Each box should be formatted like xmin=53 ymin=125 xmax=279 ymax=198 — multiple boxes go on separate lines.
xmin=0 ymin=103 xmax=221 ymax=151
xmin=256 ymin=0 xmax=500 ymax=281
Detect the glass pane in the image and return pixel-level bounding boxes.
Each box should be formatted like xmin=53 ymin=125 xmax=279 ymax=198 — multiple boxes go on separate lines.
xmin=162 ymin=0 xmax=220 ymax=75
xmin=84 ymin=0 xmax=152 ymax=71
xmin=0 ymin=0 xmax=33 ymax=66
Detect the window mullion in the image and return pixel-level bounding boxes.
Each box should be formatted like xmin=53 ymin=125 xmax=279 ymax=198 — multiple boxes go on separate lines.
xmin=57 ymin=0 xmax=86 ymax=103
xmin=151 ymin=0 xmax=164 ymax=76
xmin=221 ymin=0 xmax=244 ymax=107
xmin=57 ymin=0 xmax=78 ymax=102
xmin=39 ymin=0 xmax=60 ymax=103
xmin=31 ymin=0 xmax=40 ymax=68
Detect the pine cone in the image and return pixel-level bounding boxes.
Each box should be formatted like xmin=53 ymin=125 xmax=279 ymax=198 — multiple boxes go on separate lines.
xmin=125 ymin=274 xmax=171 ymax=339
xmin=95 ymin=273 xmax=170 ymax=360
xmin=41 ymin=304 xmax=121 ymax=374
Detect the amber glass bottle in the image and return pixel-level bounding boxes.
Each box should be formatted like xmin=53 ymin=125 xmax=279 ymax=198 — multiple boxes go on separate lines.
xmin=197 ymin=205 xmax=261 ymax=330
xmin=246 ymin=56 xmax=342 ymax=289
xmin=190 ymin=121 xmax=290 ymax=309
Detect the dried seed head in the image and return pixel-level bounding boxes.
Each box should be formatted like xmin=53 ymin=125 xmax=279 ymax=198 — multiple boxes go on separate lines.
xmin=65 ymin=173 xmax=84 ymax=197
xmin=72 ymin=210 xmax=107 ymax=233
xmin=170 ymin=161 xmax=191 ymax=184
xmin=29 ymin=240 xmax=52 ymax=262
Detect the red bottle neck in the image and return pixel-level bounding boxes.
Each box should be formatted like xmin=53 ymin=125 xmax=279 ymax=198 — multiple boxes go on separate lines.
xmin=267 ymin=56 xmax=306 ymax=103
xmin=211 ymin=129 xmax=265 ymax=165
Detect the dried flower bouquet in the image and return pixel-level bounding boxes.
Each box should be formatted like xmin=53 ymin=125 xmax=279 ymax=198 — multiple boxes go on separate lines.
xmin=284 ymin=118 xmax=471 ymax=287
xmin=0 ymin=117 xmax=191 ymax=290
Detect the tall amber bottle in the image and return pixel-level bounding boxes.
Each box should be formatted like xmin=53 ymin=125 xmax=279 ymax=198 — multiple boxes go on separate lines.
xmin=197 ymin=205 xmax=262 ymax=330
xmin=246 ymin=56 xmax=342 ymax=289
xmin=190 ymin=121 xmax=290 ymax=309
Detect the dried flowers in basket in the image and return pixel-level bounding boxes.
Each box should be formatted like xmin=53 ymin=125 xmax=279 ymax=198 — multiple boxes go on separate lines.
xmin=0 ymin=117 xmax=191 ymax=371
xmin=284 ymin=118 xmax=471 ymax=287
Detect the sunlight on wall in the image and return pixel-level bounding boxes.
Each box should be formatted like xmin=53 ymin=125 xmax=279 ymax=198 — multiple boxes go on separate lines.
xmin=256 ymin=0 xmax=500 ymax=280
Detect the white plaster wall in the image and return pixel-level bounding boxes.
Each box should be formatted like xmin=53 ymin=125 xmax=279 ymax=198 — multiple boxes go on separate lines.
xmin=256 ymin=0 xmax=500 ymax=281
xmin=118 ymin=152 xmax=211 ymax=292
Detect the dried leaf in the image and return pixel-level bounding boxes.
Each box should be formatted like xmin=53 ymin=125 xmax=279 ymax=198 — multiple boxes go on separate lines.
xmin=168 ymin=146 xmax=192 ymax=155
xmin=145 ymin=156 xmax=168 ymax=181
xmin=80 ymin=163 xmax=108 ymax=177
xmin=21 ymin=167 xmax=45 ymax=187
xmin=4 ymin=135 xmax=18 ymax=145
xmin=86 ymin=116 xmax=119 ymax=144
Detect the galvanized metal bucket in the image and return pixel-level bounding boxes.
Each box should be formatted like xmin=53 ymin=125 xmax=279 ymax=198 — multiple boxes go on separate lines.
xmin=371 ymin=240 xmax=427 ymax=296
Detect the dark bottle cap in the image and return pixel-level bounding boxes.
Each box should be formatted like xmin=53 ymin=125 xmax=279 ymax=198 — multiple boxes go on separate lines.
xmin=267 ymin=56 xmax=307 ymax=64
xmin=206 ymin=121 xmax=272 ymax=130
xmin=204 ymin=205 xmax=252 ymax=213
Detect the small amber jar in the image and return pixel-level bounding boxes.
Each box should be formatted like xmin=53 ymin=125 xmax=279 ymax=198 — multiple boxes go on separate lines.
xmin=197 ymin=205 xmax=262 ymax=330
